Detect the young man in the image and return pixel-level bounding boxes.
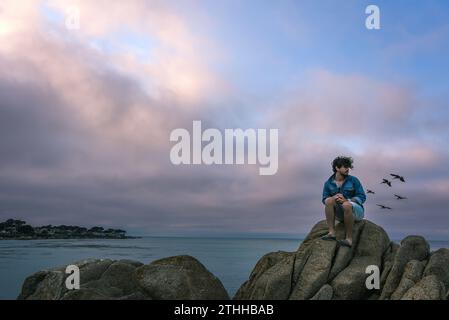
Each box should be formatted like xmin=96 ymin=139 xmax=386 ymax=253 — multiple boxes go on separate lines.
xmin=321 ymin=156 xmax=366 ymax=248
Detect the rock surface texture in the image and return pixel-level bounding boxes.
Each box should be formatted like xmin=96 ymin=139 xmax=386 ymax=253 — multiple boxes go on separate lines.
xmin=234 ymin=220 xmax=449 ymax=300
xmin=18 ymin=255 xmax=229 ymax=300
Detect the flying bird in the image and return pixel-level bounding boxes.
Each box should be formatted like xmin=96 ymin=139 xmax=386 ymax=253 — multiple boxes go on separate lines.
xmin=394 ymin=194 xmax=407 ymax=200
xmin=381 ymin=179 xmax=392 ymax=187
xmin=377 ymin=204 xmax=392 ymax=210
xmin=390 ymin=174 xmax=406 ymax=182
xmin=367 ymin=189 xmax=375 ymax=194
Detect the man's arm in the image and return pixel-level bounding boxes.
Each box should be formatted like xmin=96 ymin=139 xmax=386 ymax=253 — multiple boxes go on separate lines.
xmin=352 ymin=177 xmax=366 ymax=204
xmin=322 ymin=182 xmax=331 ymax=204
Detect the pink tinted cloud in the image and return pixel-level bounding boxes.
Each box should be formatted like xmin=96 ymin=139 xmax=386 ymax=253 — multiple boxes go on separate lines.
xmin=272 ymin=69 xmax=416 ymax=140
xmin=43 ymin=0 xmax=229 ymax=104
xmin=1 ymin=1 xmax=448 ymax=236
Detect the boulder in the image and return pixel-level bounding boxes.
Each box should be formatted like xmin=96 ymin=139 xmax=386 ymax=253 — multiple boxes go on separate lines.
xmin=235 ymin=219 xmax=391 ymax=300
xmin=380 ymin=242 xmax=399 ymax=289
xmin=18 ymin=256 xmax=228 ymax=300
xmin=390 ymin=260 xmax=426 ymax=300
xmin=19 ymin=270 xmax=66 ymax=300
xmin=288 ymin=236 xmax=338 ymax=299
xmin=235 ymin=219 xmax=448 ymax=300
xmin=135 ymin=255 xmax=229 ymax=299
xmin=331 ymin=220 xmax=390 ymax=300
xmin=401 ymin=275 xmax=446 ymax=300
xmin=310 ymin=284 xmax=333 ymax=300
xmin=233 ymin=251 xmax=295 ymax=299
xmin=422 ymin=248 xmax=449 ymax=291
xmin=380 ymin=236 xmax=429 ymax=300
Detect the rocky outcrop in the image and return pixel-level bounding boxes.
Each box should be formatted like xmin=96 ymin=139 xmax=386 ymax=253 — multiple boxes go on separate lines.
xmin=380 ymin=236 xmax=429 ymax=299
xmin=401 ymin=275 xmax=446 ymax=300
xmin=310 ymin=284 xmax=333 ymax=300
xmin=134 ymin=255 xmax=230 ymax=299
xmin=234 ymin=220 xmax=449 ymax=300
xmin=18 ymin=255 xmax=229 ymax=300
xmin=390 ymin=260 xmax=426 ymax=300
xmin=231 ymin=251 xmax=295 ymax=299
xmin=17 ymin=219 xmax=449 ymax=300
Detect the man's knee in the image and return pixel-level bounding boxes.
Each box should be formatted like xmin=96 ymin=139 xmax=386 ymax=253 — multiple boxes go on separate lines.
xmin=342 ymin=202 xmax=352 ymax=213
xmin=325 ymin=197 xmax=335 ymax=206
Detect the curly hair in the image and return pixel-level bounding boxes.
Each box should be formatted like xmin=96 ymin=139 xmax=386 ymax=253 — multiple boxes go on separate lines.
xmin=332 ymin=156 xmax=354 ymax=173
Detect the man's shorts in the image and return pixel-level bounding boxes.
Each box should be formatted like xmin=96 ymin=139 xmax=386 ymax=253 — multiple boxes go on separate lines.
xmin=334 ymin=201 xmax=364 ymax=222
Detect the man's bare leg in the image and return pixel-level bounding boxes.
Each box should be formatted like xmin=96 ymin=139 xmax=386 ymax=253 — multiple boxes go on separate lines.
xmin=342 ymin=201 xmax=354 ymax=245
xmin=324 ymin=197 xmax=336 ymax=236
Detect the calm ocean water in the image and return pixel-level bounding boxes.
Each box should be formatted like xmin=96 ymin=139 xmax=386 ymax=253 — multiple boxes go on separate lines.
xmin=0 ymin=237 xmax=301 ymax=299
xmin=1 ymin=237 xmax=448 ymax=300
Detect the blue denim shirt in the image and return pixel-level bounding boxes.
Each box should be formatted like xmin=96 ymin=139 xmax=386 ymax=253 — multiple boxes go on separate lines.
xmin=322 ymin=174 xmax=366 ymax=207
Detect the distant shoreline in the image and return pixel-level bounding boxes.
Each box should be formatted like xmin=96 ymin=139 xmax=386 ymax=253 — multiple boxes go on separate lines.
xmin=0 ymin=219 xmax=139 ymax=240
xmin=0 ymin=236 xmax=141 ymax=240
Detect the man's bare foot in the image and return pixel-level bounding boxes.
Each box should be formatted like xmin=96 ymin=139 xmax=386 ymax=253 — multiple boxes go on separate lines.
xmin=321 ymin=232 xmax=337 ymax=241
xmin=338 ymin=238 xmax=353 ymax=247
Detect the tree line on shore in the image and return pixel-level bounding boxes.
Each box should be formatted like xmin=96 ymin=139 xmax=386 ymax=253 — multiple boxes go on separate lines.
xmin=0 ymin=219 xmax=136 ymax=239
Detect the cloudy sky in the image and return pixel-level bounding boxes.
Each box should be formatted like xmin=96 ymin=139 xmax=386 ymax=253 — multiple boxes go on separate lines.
xmin=1 ymin=0 xmax=448 ymax=239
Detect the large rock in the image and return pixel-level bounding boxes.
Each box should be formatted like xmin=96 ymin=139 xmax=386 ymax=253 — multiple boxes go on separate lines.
xmin=235 ymin=219 xmax=449 ymax=300
xmin=288 ymin=236 xmax=338 ymax=299
xmin=18 ymin=256 xmax=229 ymax=300
xmin=390 ymin=260 xmax=426 ymax=300
xmin=18 ymin=259 xmax=116 ymax=300
xmin=233 ymin=251 xmax=295 ymax=299
xmin=135 ymin=255 xmax=229 ymax=299
xmin=331 ymin=221 xmax=390 ymax=299
xmin=310 ymin=284 xmax=333 ymax=300
xmin=380 ymin=242 xmax=400 ymax=289
xmin=422 ymin=248 xmax=449 ymax=291
xmin=401 ymin=275 xmax=446 ymax=300
xmin=235 ymin=219 xmax=391 ymax=300
xmin=380 ymin=236 xmax=430 ymax=300
xmin=19 ymin=269 xmax=66 ymax=300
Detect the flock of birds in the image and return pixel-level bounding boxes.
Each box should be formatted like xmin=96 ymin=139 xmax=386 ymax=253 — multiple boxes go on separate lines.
xmin=365 ymin=173 xmax=407 ymax=211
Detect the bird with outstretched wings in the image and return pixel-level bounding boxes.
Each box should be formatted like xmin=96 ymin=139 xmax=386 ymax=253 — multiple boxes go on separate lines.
xmin=381 ymin=179 xmax=392 ymax=187
xmin=390 ymin=173 xmax=406 ymax=182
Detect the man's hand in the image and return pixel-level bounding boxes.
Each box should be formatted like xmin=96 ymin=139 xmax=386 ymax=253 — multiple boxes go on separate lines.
xmin=334 ymin=193 xmax=347 ymax=204
xmin=333 ymin=193 xmax=343 ymax=200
